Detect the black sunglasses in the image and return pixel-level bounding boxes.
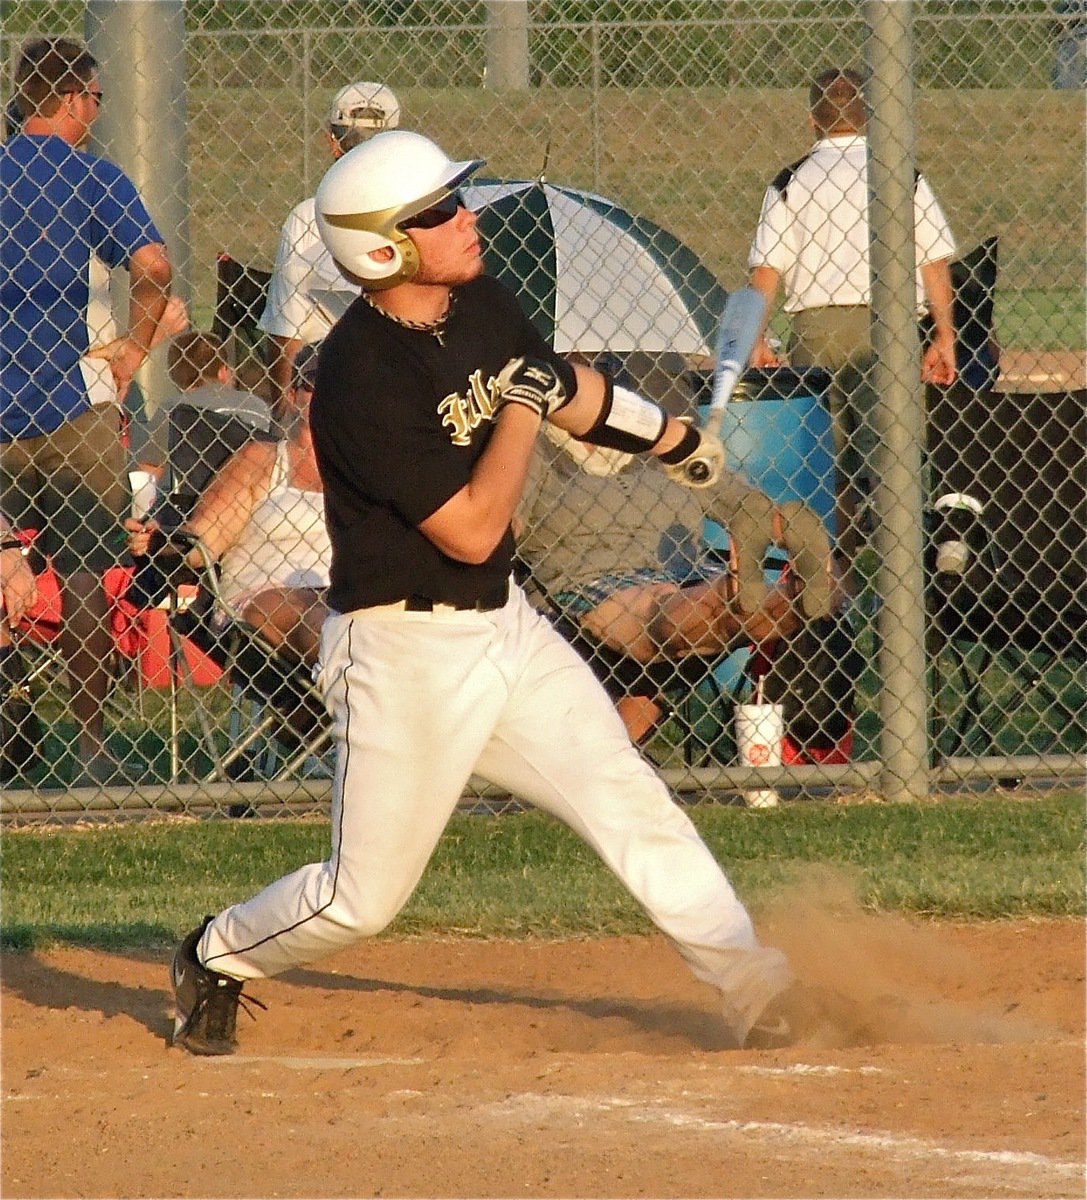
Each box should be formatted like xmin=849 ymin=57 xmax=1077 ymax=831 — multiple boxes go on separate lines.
xmin=401 ymin=191 xmax=463 ymax=231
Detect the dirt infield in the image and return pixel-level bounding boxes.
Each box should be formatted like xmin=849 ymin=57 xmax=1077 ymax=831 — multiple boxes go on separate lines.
xmin=2 ymin=906 xmax=1083 ymax=1200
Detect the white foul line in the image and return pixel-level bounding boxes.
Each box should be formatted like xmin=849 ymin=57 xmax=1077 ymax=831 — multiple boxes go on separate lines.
xmin=482 ymin=1091 xmax=1084 ymax=1193
xmin=216 ymin=1054 xmax=425 ymax=1069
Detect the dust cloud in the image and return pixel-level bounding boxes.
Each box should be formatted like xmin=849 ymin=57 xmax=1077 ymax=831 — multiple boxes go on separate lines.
xmin=754 ymin=865 xmax=1061 ymax=1046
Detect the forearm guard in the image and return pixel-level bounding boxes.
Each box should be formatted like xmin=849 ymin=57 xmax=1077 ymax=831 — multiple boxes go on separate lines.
xmin=575 ymin=375 xmax=668 ymax=454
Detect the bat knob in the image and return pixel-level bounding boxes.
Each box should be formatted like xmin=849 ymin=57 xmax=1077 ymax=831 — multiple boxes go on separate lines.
xmin=685 ymin=458 xmax=712 ymax=484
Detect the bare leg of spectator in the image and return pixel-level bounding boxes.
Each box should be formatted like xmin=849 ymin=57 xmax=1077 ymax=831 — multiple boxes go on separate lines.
xmin=239 ymin=586 xmax=328 ymax=666
xmin=583 ymin=576 xmax=802 ymax=666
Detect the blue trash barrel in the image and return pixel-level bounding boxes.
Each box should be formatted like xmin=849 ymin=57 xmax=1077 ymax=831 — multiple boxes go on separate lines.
xmin=696 ymin=367 xmax=838 ymax=553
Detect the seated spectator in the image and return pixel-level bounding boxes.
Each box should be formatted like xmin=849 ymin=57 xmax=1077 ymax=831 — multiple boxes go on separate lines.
xmin=134 ymin=323 xmax=272 ymax=484
xmin=129 ymin=343 xmax=328 ymax=667
xmin=518 ymin=426 xmax=822 ymax=744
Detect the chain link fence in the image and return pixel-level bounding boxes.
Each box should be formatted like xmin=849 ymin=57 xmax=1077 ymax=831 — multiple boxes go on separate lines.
xmin=2 ymin=1 xmax=1084 ymax=821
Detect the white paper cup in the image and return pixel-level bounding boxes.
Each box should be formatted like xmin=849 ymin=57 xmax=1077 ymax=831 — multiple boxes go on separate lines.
xmin=935 ymin=538 xmax=970 ymax=575
xmin=128 ymin=469 xmax=157 ymax=520
xmin=735 ymin=701 xmax=784 ymax=808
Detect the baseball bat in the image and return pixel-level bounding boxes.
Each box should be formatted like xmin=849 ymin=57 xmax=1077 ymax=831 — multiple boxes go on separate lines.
xmin=683 ymin=287 xmax=767 ymax=483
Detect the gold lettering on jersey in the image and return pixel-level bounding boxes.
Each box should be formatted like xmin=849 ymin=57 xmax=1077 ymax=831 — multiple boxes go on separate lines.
xmin=437 ymin=369 xmax=501 ymax=446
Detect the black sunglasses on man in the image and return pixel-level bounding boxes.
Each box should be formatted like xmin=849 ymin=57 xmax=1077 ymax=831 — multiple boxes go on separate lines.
xmin=401 ymin=191 xmax=464 ymax=230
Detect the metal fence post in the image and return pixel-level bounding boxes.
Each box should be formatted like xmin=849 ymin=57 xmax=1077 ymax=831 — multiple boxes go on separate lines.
xmin=485 ymin=0 xmax=530 ymax=92
xmin=302 ymin=28 xmax=312 ymax=192
xmin=591 ymin=21 xmax=601 ymax=190
xmin=84 ymin=0 xmax=190 ymax=418
xmin=866 ymin=0 xmax=931 ymax=803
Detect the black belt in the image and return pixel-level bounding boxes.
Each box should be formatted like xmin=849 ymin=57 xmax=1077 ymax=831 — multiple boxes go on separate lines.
xmin=403 ymin=580 xmax=509 ymax=613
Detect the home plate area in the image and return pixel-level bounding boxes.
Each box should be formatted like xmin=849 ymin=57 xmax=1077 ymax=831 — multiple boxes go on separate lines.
xmin=1 ymin=920 xmax=1083 ymax=1199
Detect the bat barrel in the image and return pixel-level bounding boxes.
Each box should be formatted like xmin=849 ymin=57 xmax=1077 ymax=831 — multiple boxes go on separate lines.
xmin=703 ymin=287 xmax=766 ymax=425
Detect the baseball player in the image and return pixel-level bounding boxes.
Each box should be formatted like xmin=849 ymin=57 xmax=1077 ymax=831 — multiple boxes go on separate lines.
xmin=171 ymin=131 xmax=861 ymax=1057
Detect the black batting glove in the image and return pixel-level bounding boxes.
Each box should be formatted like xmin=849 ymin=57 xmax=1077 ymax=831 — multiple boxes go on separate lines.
xmin=493 ymin=356 xmax=569 ymax=420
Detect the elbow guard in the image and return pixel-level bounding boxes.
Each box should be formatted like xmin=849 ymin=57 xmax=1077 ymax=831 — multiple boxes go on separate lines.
xmin=575 ymin=375 xmax=668 ymax=454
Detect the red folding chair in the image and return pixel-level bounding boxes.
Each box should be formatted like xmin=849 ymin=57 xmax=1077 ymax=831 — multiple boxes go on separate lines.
xmin=14 ymin=532 xmax=224 ymax=784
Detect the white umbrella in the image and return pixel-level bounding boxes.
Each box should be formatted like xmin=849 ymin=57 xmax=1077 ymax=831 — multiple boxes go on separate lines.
xmin=463 ymin=178 xmax=727 ymax=355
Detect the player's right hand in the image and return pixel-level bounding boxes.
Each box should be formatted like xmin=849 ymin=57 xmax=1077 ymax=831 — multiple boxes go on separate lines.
xmin=493 ymin=356 xmax=569 ymax=421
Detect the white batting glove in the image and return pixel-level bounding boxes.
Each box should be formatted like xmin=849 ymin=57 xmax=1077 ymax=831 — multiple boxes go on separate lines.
xmin=661 ymin=425 xmax=725 ymax=489
xmin=493 ymin=356 xmax=569 ymax=420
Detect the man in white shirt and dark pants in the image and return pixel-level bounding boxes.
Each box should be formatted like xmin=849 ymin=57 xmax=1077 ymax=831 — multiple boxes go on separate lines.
xmin=747 ymin=67 xmax=957 ymax=569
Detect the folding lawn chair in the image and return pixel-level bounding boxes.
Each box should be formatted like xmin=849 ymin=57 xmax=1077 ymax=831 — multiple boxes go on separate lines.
xmin=9 ymin=537 xmax=222 ymax=788
xmin=130 ymin=494 xmax=332 ymax=789
xmin=212 ymin=252 xmax=272 ymax=363
xmin=160 ymin=531 xmax=332 ymax=785
xmin=925 ymin=385 xmax=1087 ymax=758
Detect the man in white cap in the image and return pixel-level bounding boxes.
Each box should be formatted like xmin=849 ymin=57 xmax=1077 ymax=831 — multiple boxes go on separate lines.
xmin=258 ymin=81 xmax=400 ymax=410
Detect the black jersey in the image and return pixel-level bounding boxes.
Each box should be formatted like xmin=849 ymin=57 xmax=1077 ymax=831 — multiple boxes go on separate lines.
xmin=310 ymin=274 xmax=578 ymax=612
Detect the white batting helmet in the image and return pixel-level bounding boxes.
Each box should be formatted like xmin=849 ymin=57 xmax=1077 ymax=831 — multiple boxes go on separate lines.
xmin=315 ymin=130 xmax=485 ymax=290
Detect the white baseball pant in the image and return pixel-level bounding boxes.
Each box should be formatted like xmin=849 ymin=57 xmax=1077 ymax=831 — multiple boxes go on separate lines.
xmin=199 ymin=582 xmax=792 ymax=1040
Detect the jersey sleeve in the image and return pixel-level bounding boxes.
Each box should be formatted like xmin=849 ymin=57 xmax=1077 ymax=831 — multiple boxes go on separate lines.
xmin=89 ymin=161 xmax=163 ymax=267
xmin=913 ymin=174 xmax=957 ymax=265
xmin=747 ymin=184 xmax=794 ymax=273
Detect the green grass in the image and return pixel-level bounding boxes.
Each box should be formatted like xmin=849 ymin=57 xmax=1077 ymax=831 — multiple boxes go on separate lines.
xmin=2 ymin=792 xmax=1082 ymax=953
xmin=9 ymin=670 xmax=240 ymax=789
xmin=996 ymin=288 xmax=1087 ymax=353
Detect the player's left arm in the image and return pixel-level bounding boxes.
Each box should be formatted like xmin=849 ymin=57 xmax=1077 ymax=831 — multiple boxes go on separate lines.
xmin=418 ymin=353 xmax=705 ymax=565
xmin=496 ymin=282 xmax=703 ymax=471
xmin=550 ymin=363 xmax=717 ymax=479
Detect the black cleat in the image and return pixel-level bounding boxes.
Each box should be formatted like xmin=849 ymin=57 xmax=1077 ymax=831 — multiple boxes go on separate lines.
xmin=171 ymin=916 xmax=263 ymax=1055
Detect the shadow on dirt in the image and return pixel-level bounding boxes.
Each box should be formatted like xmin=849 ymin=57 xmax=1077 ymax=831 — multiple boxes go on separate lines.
xmin=0 ymin=948 xmax=740 ymax=1052
xmin=284 ymin=965 xmax=739 ymax=1051
xmin=0 ymin=948 xmax=172 ymax=1042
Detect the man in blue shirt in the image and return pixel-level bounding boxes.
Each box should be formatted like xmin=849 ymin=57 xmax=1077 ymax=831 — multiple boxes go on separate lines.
xmin=1 ymin=38 xmax=173 ymax=786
